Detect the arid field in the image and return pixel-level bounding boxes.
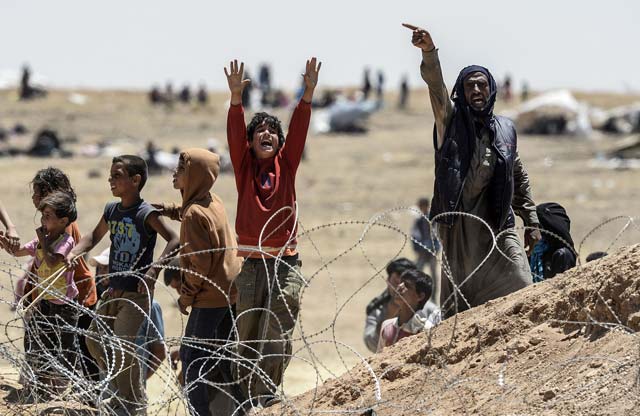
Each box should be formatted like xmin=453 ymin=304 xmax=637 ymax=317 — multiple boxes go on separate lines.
xmin=0 ymin=87 xmax=639 ymax=414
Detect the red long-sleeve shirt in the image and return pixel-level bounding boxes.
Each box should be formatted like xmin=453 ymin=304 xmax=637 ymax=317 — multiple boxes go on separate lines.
xmin=227 ymin=101 xmax=311 ymax=258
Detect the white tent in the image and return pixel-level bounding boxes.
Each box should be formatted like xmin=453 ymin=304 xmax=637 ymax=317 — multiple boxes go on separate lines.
xmin=507 ymin=90 xmax=592 ymax=137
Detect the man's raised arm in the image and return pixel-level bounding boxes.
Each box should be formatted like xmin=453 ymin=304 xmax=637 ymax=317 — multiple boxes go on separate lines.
xmin=403 ymin=23 xmax=453 ymax=150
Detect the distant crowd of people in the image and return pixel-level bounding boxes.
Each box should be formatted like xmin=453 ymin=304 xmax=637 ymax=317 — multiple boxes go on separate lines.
xmin=149 ymin=82 xmax=209 ymax=107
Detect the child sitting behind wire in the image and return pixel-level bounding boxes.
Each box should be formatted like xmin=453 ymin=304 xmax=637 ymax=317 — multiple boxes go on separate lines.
xmin=1 ymin=191 xmax=79 ymax=400
xmin=376 ymin=268 xmax=439 ymax=352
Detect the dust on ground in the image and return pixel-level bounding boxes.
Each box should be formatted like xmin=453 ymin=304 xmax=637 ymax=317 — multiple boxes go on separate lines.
xmin=264 ymin=245 xmax=640 ymax=416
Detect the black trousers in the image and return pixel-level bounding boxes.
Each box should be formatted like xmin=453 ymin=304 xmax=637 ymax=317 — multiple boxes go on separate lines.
xmin=180 ymin=305 xmax=245 ymax=416
xmin=25 ymin=301 xmax=79 ymax=391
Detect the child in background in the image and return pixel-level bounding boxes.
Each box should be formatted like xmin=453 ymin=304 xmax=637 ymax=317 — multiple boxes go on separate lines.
xmin=225 ymin=58 xmax=320 ymax=406
xmin=377 ymin=268 xmax=436 ymax=352
xmin=363 ymin=258 xmax=417 ymax=352
xmin=157 ymin=148 xmax=243 ymax=415
xmin=67 ymin=155 xmax=179 ymax=415
xmin=2 ymin=191 xmax=79 ymax=400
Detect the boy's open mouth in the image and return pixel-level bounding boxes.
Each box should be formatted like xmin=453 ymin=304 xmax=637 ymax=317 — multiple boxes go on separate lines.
xmin=259 ymin=138 xmax=273 ymax=151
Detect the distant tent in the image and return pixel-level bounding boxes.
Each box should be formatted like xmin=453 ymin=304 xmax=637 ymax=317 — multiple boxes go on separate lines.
xmin=313 ymin=99 xmax=378 ymax=134
xmin=507 ymin=90 xmax=592 ymax=137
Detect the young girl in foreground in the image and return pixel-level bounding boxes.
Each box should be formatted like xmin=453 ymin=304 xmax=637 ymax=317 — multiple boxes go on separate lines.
xmin=2 ymin=191 xmax=79 ymax=399
xmin=30 ymin=168 xmax=100 ymax=389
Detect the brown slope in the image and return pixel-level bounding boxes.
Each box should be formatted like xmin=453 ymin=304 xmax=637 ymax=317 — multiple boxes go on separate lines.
xmin=264 ymin=244 xmax=640 ymax=416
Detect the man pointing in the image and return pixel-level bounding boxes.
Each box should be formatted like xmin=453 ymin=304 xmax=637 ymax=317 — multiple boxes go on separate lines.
xmin=404 ymin=23 xmax=541 ymax=317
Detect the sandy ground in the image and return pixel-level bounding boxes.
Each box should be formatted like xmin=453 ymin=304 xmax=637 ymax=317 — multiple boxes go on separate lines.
xmin=0 ymin=87 xmax=639 ymax=414
xmin=263 ymin=245 xmax=640 ymax=415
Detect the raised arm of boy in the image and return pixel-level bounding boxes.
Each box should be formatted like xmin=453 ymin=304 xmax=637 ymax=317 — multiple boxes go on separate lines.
xmin=225 ymin=60 xmax=250 ymax=169
xmin=281 ymin=57 xmax=321 ymax=168
xmin=301 ymin=57 xmax=321 ymax=104
xmin=225 ymin=59 xmax=251 ymax=107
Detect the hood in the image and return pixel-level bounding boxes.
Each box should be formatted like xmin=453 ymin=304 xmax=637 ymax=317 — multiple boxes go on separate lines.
xmin=536 ymin=202 xmax=574 ymax=251
xmin=180 ymin=148 xmax=220 ymax=210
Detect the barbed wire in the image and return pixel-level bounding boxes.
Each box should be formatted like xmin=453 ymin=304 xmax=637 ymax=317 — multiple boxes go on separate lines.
xmin=0 ymin=208 xmax=637 ymax=415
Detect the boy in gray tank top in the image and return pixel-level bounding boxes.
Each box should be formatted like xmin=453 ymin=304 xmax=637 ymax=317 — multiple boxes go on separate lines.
xmin=68 ymin=155 xmax=179 ymax=415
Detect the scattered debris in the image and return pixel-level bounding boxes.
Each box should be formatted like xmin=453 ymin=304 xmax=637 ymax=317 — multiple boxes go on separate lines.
xmin=598 ymin=104 xmax=640 ymax=134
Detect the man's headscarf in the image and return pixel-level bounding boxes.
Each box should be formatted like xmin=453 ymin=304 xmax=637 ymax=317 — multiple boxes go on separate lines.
xmin=449 ymin=65 xmax=498 ymax=144
xmin=452 ymin=65 xmax=498 ymax=118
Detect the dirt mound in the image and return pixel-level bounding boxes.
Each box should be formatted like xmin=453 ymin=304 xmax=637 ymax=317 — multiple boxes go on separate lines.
xmin=264 ymin=245 xmax=640 ymax=415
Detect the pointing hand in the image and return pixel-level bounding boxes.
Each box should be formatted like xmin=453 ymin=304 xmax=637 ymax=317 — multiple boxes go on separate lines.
xmin=402 ymin=23 xmax=436 ymax=52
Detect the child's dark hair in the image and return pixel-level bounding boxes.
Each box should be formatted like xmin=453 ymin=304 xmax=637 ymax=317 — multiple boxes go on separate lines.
xmin=417 ymin=197 xmax=430 ymax=207
xmin=31 ymin=167 xmax=77 ymax=202
xmin=386 ymin=257 xmax=417 ymax=277
xmin=112 ymin=155 xmax=148 ymax=191
xmin=163 ymin=258 xmax=181 ymax=286
xmin=399 ymin=268 xmax=432 ymax=310
xmin=39 ymin=191 xmax=77 ymax=224
xmin=366 ymin=258 xmax=418 ymax=314
xmin=246 ymin=112 xmax=285 ymax=150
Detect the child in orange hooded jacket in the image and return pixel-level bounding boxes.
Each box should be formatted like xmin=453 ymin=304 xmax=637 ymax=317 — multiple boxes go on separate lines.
xmin=158 ymin=148 xmax=244 ymax=415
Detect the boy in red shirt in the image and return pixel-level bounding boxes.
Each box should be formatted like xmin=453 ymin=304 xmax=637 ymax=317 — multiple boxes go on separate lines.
xmin=225 ymin=57 xmax=320 ymax=406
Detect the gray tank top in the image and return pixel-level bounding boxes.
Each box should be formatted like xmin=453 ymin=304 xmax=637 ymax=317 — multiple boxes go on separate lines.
xmin=103 ymin=200 xmax=158 ymax=291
